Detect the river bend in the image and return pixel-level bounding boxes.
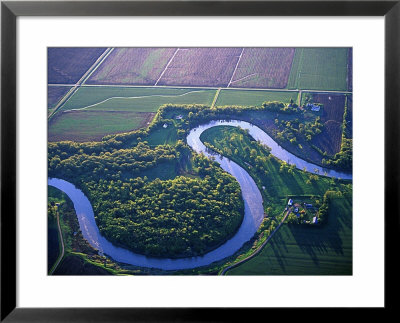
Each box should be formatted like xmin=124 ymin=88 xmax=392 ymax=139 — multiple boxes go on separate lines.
xmin=48 ymin=120 xmax=352 ymax=270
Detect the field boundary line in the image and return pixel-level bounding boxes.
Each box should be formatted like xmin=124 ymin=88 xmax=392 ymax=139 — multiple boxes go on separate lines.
xmin=80 ymin=47 xmax=115 ymax=85
xmin=298 ymin=90 xmax=302 ymax=106
xmin=49 ymin=209 xmax=65 ymax=275
xmin=154 ymin=48 xmax=179 ymax=86
xmin=227 ymin=48 xmax=245 ymax=88
xmin=230 ymin=73 xmax=257 ymax=85
xmin=211 ymin=88 xmax=221 ymax=108
xmin=48 ymin=83 xmax=351 ymax=94
xmin=48 ymin=86 xmax=77 ymax=117
xmin=48 ymin=48 xmax=114 ymax=120
xmin=66 ymin=90 xmax=208 ymax=112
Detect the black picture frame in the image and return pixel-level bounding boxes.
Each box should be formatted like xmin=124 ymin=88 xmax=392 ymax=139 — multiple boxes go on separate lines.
xmin=1 ymin=0 xmax=399 ymax=321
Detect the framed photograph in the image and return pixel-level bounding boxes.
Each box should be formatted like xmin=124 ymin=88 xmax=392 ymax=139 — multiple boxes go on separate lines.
xmin=1 ymin=0 xmax=398 ymax=321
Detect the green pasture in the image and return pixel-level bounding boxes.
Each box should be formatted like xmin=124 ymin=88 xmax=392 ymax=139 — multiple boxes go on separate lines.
xmin=287 ymin=48 xmax=349 ymax=91
xmin=146 ymin=124 xmax=179 ymax=146
xmin=49 ymin=111 xmax=152 ymax=142
xmin=226 ymin=193 xmax=352 ymax=275
xmin=60 ymin=86 xmax=216 ymax=112
xmin=215 ymin=89 xmax=298 ymax=107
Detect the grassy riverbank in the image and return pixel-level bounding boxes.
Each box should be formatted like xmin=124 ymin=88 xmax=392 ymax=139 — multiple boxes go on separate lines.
xmin=226 ymin=192 xmax=352 ymax=275
xmin=48 ymin=185 xmax=136 ymax=275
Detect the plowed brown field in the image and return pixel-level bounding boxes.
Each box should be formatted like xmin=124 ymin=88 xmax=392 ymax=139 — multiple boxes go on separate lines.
xmin=157 ymin=48 xmax=242 ymax=87
xmin=311 ymin=93 xmax=346 ymax=155
xmin=86 ymin=48 xmax=177 ymax=85
xmin=48 ymin=48 xmax=106 ymax=84
xmin=230 ymin=48 xmax=295 ymax=89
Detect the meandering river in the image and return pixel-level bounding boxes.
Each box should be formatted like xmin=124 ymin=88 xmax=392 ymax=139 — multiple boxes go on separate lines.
xmin=48 ymin=120 xmax=352 ymax=270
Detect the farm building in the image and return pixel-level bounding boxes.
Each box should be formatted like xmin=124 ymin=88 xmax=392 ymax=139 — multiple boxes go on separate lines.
xmin=175 ymin=115 xmax=183 ymax=120
xmin=163 ymin=123 xmax=168 ymax=128
xmin=306 ymin=103 xmax=321 ymax=111
xmin=312 ymin=216 xmax=318 ymax=224
xmin=288 ymin=199 xmax=293 ymax=206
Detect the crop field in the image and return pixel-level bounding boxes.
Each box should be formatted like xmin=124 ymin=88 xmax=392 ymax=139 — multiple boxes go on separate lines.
xmin=49 ymin=86 xmax=215 ymax=141
xmin=313 ymin=120 xmax=342 ymax=156
xmin=230 ymin=48 xmax=295 ymax=89
xmin=287 ymin=48 xmax=349 ymax=91
xmin=315 ymin=93 xmax=346 ymax=123
xmin=347 ymin=48 xmax=353 ymax=91
xmin=48 ymin=86 xmax=72 ymax=110
xmin=310 ymin=93 xmax=346 ymax=155
xmin=215 ymin=89 xmax=298 ymax=107
xmin=345 ymin=95 xmax=353 ymax=138
xmin=48 ymin=48 xmax=106 ymax=84
xmin=227 ymin=193 xmax=352 ymax=275
xmin=86 ymin=48 xmax=177 ymax=85
xmin=60 ymin=86 xmax=216 ymax=112
xmin=157 ymin=48 xmax=243 ymax=87
xmin=48 ymin=110 xmax=155 ymax=142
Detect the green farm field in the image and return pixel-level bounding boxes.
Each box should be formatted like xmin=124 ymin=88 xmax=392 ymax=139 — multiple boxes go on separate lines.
xmin=60 ymin=86 xmax=216 ymax=112
xmin=226 ymin=193 xmax=352 ymax=275
xmin=287 ymin=48 xmax=349 ymax=91
xmin=146 ymin=124 xmax=179 ymax=146
xmin=48 ymin=110 xmax=155 ymax=142
xmin=215 ymin=89 xmax=298 ymax=107
xmin=49 ymin=86 xmax=216 ymax=141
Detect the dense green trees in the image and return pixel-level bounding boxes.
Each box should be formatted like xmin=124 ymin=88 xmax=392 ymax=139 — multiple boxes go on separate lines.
xmin=49 ymin=130 xmax=244 ymax=258
xmin=322 ymin=137 xmax=352 ymax=171
xmin=274 ymin=116 xmax=324 ymax=147
xmin=262 ymin=101 xmax=300 ymax=114
xmin=49 ymin=141 xmax=178 ymax=182
xmin=89 ymin=164 xmax=243 ymax=257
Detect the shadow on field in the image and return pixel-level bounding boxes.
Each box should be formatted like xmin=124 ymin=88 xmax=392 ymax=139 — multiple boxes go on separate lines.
xmin=287 ymin=196 xmax=352 ymax=267
xmin=53 ymin=255 xmax=112 ymax=275
xmin=269 ymin=230 xmax=289 ymax=273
